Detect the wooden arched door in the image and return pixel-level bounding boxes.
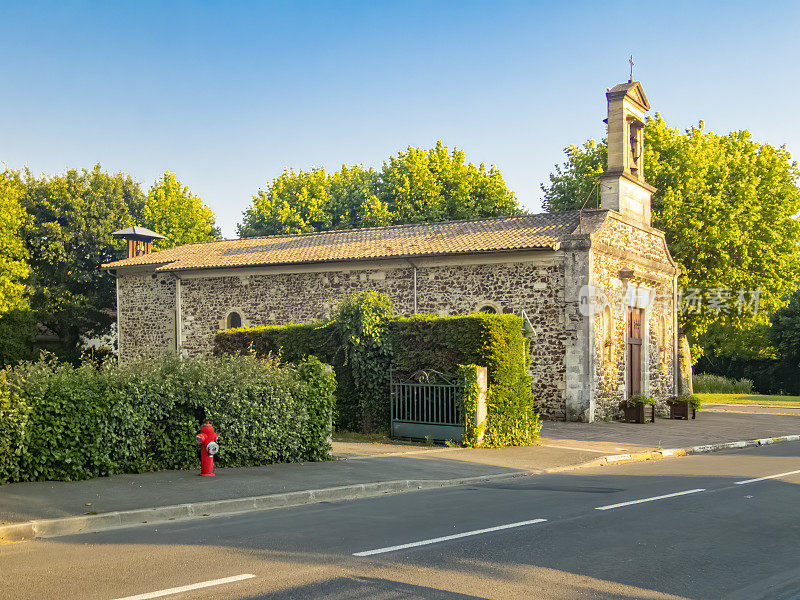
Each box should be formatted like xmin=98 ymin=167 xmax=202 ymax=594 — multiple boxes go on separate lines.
xmin=627 ymin=307 xmax=643 ymax=397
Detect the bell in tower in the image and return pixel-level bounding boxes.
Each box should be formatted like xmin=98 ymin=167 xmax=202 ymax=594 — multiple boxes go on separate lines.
xmin=600 ymin=79 xmax=656 ymax=225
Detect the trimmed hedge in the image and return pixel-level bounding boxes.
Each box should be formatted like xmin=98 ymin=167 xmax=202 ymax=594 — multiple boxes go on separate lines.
xmin=0 ymin=354 xmax=335 ymax=484
xmin=390 ymin=314 xmax=540 ymax=446
xmin=215 ymin=299 xmax=540 ymax=446
xmin=213 ymin=322 xmax=359 ymax=430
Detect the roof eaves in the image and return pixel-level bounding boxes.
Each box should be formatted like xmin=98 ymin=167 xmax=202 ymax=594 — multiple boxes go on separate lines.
xmin=151 ymin=244 xmax=561 ymax=273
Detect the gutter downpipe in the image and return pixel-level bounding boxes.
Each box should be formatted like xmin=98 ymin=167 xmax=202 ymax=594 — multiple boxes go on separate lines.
xmin=405 ymin=259 xmax=418 ymax=314
xmin=173 ymin=272 xmax=183 ymax=354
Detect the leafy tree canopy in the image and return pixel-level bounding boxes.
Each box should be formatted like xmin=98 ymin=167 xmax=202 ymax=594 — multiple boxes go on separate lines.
xmin=140 ymin=171 xmax=220 ymax=248
xmin=771 ymin=290 xmax=800 ymax=363
xmin=14 ymin=166 xmax=219 ymax=358
xmin=18 ymin=165 xmax=142 ymax=350
xmin=238 ymin=141 xmax=520 ymax=237
xmin=0 ymin=173 xmax=30 ymax=314
xmin=0 ymin=173 xmax=34 ymax=365
xmin=542 ymin=115 xmax=800 ymax=349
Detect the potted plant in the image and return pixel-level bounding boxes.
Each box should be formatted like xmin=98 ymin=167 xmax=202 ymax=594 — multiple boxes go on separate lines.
xmin=667 ymin=395 xmax=702 ymax=419
xmin=619 ymin=395 xmax=656 ymax=423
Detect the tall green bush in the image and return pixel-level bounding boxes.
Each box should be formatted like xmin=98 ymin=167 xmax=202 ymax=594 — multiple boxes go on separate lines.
xmin=215 ymin=297 xmax=540 ymax=446
xmin=0 ymin=354 xmax=336 ymax=483
xmin=389 ymin=314 xmax=539 ymax=446
xmin=331 ymin=292 xmax=394 ymax=433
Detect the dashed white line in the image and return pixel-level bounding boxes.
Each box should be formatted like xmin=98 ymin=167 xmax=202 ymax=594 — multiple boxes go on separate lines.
xmin=735 ymin=469 xmax=800 ymax=485
xmin=111 ymin=574 xmax=255 ymax=600
xmin=353 ymin=518 xmax=547 ymax=556
xmin=595 ymin=488 xmax=706 ymax=511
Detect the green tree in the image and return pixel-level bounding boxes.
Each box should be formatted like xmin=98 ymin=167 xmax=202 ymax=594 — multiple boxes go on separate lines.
xmin=0 ymin=173 xmax=34 ymax=364
xmin=238 ymin=141 xmax=520 ymax=237
xmin=542 ymin=116 xmax=800 ymax=352
xmin=0 ymin=174 xmax=29 ymax=314
xmin=140 ymin=171 xmax=220 ymax=248
xmin=19 ymin=165 xmax=143 ymax=355
xmin=771 ymin=290 xmax=800 ymax=363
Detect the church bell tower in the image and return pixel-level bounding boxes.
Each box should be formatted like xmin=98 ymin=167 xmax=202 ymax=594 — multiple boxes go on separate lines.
xmin=600 ymin=80 xmax=656 ymax=225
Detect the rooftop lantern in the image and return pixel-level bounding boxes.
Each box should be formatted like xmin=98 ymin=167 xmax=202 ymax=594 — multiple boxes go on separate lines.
xmin=112 ymin=226 xmax=165 ymax=259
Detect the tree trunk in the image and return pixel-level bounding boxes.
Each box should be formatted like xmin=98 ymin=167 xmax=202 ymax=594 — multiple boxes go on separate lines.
xmin=677 ymin=332 xmax=694 ymax=396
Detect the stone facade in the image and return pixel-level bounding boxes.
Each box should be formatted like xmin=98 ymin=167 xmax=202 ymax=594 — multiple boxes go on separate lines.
xmin=115 ymin=211 xmax=679 ymax=422
xmin=118 ymin=252 xmax=572 ymax=420
xmin=587 ymin=211 xmax=678 ymax=421
xmin=117 ymin=270 xmax=177 ymax=360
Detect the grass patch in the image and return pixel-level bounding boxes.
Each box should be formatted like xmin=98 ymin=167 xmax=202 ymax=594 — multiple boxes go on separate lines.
xmin=696 ymin=393 xmax=800 ymax=407
xmin=693 ymin=374 xmax=753 ymax=394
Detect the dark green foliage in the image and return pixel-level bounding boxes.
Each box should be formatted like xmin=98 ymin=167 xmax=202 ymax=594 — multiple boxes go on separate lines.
xmin=695 ymin=355 xmax=800 ymax=396
xmin=213 ymin=323 xmax=337 ymax=362
xmin=388 ymin=313 xmax=539 ymax=446
xmin=331 ymin=292 xmax=395 ymax=433
xmin=0 ymin=309 xmax=36 ymax=367
xmin=214 ymin=294 xmax=540 ymax=446
xmin=771 ymin=290 xmax=800 ymax=363
xmin=213 ymin=322 xmax=360 ymax=430
xmin=0 ymin=354 xmax=336 ymax=484
xmin=668 ymin=395 xmax=702 ymax=410
xmin=620 ymin=395 xmax=656 ymax=408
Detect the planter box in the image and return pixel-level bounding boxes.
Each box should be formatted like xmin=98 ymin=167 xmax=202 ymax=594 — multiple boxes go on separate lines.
xmin=621 ymin=403 xmax=655 ymax=423
xmin=668 ymin=400 xmax=696 ymax=420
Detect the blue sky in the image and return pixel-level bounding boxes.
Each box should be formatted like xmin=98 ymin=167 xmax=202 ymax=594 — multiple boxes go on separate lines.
xmin=2 ymin=1 xmax=798 ymax=237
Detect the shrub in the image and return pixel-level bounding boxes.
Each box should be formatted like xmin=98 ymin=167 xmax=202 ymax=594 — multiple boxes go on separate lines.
xmin=331 ymin=292 xmax=394 ymax=433
xmin=693 ymin=373 xmax=753 ymax=394
xmin=389 ymin=313 xmax=539 ymax=447
xmin=668 ymin=394 xmax=703 ymax=410
xmin=214 ymin=294 xmax=541 ymax=446
xmin=620 ymin=394 xmax=656 ymax=408
xmin=214 ymin=322 xmax=359 ymax=430
xmin=0 ymin=353 xmax=336 ymax=484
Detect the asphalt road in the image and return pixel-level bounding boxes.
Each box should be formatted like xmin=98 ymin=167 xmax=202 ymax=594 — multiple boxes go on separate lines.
xmin=2 ymin=443 xmax=799 ymax=600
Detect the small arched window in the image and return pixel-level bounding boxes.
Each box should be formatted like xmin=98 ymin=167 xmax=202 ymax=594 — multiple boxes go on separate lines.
xmin=478 ymin=305 xmax=497 ymax=314
xmin=226 ymin=311 xmax=242 ymax=329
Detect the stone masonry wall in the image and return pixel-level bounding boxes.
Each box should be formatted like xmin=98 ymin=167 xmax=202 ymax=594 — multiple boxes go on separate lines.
xmin=169 ymin=257 xmax=570 ymax=420
xmin=117 ymin=271 xmax=176 ymax=360
xmin=589 ymin=215 xmax=677 ymax=421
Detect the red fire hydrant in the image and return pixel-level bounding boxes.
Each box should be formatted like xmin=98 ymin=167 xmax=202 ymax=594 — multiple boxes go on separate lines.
xmin=195 ymin=423 xmax=219 ymax=477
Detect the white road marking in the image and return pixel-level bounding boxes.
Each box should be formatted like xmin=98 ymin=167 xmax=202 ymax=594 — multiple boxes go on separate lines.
xmin=111 ymin=574 xmax=255 ymax=600
xmin=353 ymin=518 xmax=547 ymax=556
xmin=734 ymin=469 xmax=800 ymax=485
xmin=595 ymin=488 xmax=706 ymax=511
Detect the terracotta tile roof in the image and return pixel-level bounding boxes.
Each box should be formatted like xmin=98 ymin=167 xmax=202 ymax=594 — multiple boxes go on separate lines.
xmin=102 ymin=212 xmax=583 ymax=272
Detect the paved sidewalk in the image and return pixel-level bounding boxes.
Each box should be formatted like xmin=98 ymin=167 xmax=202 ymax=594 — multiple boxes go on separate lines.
xmin=1 ymin=411 xmax=797 ymax=535
xmin=540 ymin=411 xmax=800 ymax=451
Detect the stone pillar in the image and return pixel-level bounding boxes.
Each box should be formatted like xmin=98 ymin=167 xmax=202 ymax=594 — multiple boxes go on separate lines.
xmin=677 ymin=333 xmax=693 ymax=396
xmin=475 ymin=366 xmax=488 ymax=445
xmin=562 ymin=239 xmax=594 ymax=422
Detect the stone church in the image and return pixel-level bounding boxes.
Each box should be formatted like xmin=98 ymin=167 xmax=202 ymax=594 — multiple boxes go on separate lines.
xmin=104 ymin=80 xmax=679 ymax=422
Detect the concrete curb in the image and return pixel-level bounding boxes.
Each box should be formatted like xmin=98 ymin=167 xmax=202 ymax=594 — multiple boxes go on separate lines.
xmin=0 ymin=472 xmax=531 ymax=543
xmin=597 ymin=434 xmax=800 ymax=466
xmin=2 ymin=433 xmax=798 ymax=543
